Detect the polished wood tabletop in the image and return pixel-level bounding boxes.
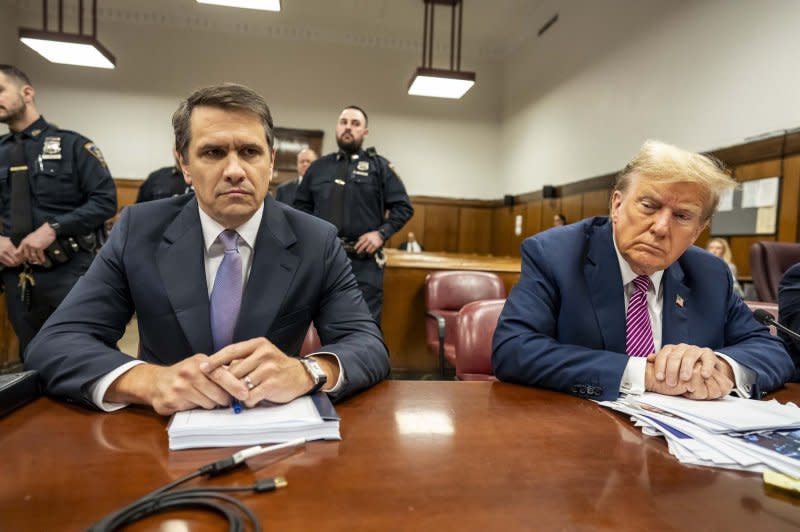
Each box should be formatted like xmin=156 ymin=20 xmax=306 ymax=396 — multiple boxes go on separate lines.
xmin=2 ymin=381 xmax=799 ymax=531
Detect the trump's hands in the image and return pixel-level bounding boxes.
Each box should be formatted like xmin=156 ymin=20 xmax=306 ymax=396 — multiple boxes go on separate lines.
xmin=353 ymin=230 xmax=384 ymax=255
xmin=104 ymin=355 xmax=249 ymax=416
xmin=644 ymin=344 xmax=735 ymax=400
xmin=202 ymin=337 xmax=339 ymax=407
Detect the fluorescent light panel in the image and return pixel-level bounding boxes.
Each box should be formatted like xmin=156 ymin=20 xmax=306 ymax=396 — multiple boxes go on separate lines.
xmin=197 ymin=0 xmax=281 ymax=11
xmin=407 ymin=68 xmax=475 ymax=99
xmin=19 ymin=29 xmax=116 ymax=69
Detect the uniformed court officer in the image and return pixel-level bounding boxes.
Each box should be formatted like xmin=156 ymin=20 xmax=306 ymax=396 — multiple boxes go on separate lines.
xmin=0 ymin=65 xmax=117 ymax=359
xmin=294 ymin=105 xmax=413 ymax=323
xmin=137 ymin=159 xmax=192 ymax=203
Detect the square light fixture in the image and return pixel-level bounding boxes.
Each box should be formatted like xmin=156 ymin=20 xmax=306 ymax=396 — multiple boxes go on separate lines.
xmin=19 ymin=29 xmax=115 ymax=69
xmin=18 ymin=1 xmax=116 ymax=69
xmin=408 ymin=67 xmax=475 ymax=99
xmin=408 ymin=0 xmax=476 ymax=100
xmin=196 ymin=0 xmax=281 ymax=11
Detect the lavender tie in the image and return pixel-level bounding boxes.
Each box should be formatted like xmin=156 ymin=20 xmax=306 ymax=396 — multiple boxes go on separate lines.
xmin=625 ymin=275 xmax=655 ymax=357
xmin=210 ymin=230 xmax=243 ymax=352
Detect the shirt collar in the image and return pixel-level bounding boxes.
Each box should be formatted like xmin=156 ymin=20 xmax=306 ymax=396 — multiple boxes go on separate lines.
xmin=198 ymin=202 xmax=264 ymax=252
xmin=612 ymin=231 xmax=664 ymax=293
xmin=2 ymin=116 xmax=47 ymax=144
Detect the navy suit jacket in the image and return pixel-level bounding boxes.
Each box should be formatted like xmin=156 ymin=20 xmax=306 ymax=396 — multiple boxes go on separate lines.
xmin=492 ymin=217 xmax=795 ymax=401
xmin=777 ymin=262 xmax=800 ymax=381
xmin=275 ymin=179 xmax=299 ymax=206
xmin=25 ymin=195 xmax=390 ymax=409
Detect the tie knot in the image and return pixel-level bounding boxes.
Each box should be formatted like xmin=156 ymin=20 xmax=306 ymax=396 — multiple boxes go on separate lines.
xmin=218 ymin=230 xmax=240 ymax=253
xmin=632 ymin=275 xmax=650 ymax=293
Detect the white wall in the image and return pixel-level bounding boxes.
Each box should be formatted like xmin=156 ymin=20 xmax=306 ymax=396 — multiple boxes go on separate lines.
xmin=3 ymin=7 xmax=502 ymax=199
xmin=502 ymin=0 xmax=800 ymax=194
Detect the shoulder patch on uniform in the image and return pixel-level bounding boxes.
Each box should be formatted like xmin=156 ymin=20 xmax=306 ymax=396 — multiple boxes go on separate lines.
xmin=84 ymin=142 xmax=108 ymax=169
xmin=388 ymin=161 xmax=400 ymax=176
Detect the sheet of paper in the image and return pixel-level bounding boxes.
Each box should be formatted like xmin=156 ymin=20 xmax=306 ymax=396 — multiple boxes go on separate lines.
xmin=716 ymin=188 xmax=734 ymax=212
xmin=756 ymin=206 xmax=776 ymax=234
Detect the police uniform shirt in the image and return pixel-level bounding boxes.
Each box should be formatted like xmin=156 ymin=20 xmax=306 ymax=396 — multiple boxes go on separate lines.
xmin=136 ymin=166 xmax=190 ymax=203
xmin=0 ymin=116 xmax=117 ymax=237
xmin=293 ymin=148 xmax=413 ymax=241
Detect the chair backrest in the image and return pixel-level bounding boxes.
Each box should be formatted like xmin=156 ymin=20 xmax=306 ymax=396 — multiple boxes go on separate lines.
xmin=744 ymin=300 xmax=779 ymax=337
xmin=455 ymin=299 xmax=506 ymax=380
xmin=750 ymin=241 xmax=800 ymax=303
xmin=425 ymin=271 xmax=506 ymax=311
xmin=300 ymin=323 xmax=321 ymax=356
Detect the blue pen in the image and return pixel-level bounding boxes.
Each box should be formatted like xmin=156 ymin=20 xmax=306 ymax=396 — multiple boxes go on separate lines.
xmin=232 ymin=399 xmax=243 ymax=414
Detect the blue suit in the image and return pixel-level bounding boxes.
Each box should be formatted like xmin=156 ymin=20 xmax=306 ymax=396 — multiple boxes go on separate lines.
xmin=492 ymin=217 xmax=794 ymax=401
xmin=275 ymin=178 xmax=300 ymax=206
xmin=25 ymin=195 xmax=390 ymax=409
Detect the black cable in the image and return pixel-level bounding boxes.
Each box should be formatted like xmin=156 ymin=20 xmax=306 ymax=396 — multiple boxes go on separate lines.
xmin=86 ymin=454 xmax=287 ymax=532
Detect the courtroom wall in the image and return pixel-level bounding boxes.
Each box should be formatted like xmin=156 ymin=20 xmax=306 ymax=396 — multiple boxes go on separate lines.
xmin=502 ymin=0 xmax=800 ymax=195
xmin=1 ymin=3 xmax=502 ymax=199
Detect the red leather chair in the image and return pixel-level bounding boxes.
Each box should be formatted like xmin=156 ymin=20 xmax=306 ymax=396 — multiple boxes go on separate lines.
xmin=454 ymin=299 xmax=505 ymax=380
xmin=744 ymin=300 xmax=779 ymax=337
xmin=749 ymin=241 xmax=800 ymax=302
xmin=425 ymin=271 xmax=506 ymax=378
xmin=300 ymin=323 xmax=322 ymax=355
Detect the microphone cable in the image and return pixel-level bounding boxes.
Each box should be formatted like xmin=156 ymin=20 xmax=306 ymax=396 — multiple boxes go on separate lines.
xmin=87 ymin=438 xmax=305 ymax=532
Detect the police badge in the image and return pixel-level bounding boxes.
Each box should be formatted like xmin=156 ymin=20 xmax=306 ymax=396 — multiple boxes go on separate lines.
xmin=41 ymin=136 xmax=62 ymax=160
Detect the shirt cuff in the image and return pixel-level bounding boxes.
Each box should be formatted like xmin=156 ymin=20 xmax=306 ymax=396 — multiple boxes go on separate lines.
xmin=305 ymin=352 xmax=344 ymax=394
xmin=715 ymin=352 xmax=756 ymax=398
xmin=620 ymin=357 xmax=647 ymax=395
xmin=89 ymin=360 xmax=145 ymax=411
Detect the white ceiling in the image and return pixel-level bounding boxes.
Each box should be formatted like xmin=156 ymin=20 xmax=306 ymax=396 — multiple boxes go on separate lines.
xmin=10 ymin=0 xmax=557 ymax=60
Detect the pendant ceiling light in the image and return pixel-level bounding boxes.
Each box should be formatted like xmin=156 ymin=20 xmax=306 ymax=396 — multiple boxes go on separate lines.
xmin=19 ymin=0 xmax=116 ymax=69
xmin=408 ymin=0 xmax=475 ymax=99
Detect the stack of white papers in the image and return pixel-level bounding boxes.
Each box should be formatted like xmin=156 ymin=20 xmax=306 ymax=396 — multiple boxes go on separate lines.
xmin=168 ymin=393 xmax=340 ymax=450
xmin=599 ymin=393 xmax=800 ymax=478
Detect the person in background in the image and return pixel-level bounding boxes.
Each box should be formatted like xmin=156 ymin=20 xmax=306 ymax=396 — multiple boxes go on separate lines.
xmin=0 ymin=64 xmax=117 ymax=359
xmin=136 ymin=158 xmax=192 ymax=203
xmin=294 ymin=105 xmax=413 ymax=323
xmin=706 ymin=237 xmax=744 ymax=298
xmin=493 ymin=140 xmax=794 ymax=402
xmin=398 ymin=231 xmax=423 ymax=252
xmin=553 ymin=213 xmax=567 ymax=227
xmin=275 ymin=147 xmax=317 ymax=206
xmin=24 ymin=83 xmax=389 ymax=414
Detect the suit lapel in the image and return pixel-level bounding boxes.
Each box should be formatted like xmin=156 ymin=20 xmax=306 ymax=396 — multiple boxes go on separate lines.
xmin=661 ymin=261 xmax=690 ymax=346
xmin=584 ymin=221 xmax=627 ymax=353
xmin=156 ymin=197 xmax=214 ymax=355
xmin=234 ymin=197 xmax=300 ymax=342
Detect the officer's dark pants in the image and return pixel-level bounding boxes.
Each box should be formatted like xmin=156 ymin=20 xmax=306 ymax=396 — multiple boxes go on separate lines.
xmin=348 ymin=255 xmax=383 ymax=325
xmin=2 ymin=251 xmax=94 ymax=361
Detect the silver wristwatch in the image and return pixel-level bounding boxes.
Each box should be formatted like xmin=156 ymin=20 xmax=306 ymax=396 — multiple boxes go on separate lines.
xmin=300 ymin=356 xmax=328 ymax=394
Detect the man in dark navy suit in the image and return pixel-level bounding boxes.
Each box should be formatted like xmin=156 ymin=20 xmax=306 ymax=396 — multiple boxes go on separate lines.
xmin=275 ymin=147 xmax=317 ymax=206
xmin=493 ymin=140 xmax=794 ymax=401
xmin=26 ymin=84 xmax=389 ymax=414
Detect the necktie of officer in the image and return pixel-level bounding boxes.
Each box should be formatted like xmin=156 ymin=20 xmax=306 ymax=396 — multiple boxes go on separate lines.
xmin=9 ymin=133 xmax=33 ymax=246
xmin=327 ymin=153 xmax=349 ymax=234
xmin=210 ymin=230 xmax=243 ymax=352
xmin=625 ymin=275 xmax=655 ymax=357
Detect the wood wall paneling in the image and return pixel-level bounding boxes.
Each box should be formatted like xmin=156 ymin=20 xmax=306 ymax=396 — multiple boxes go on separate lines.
xmin=115 ymin=178 xmax=142 ymax=213
xmin=560 ymin=194 xmax=583 ymax=226
xmin=540 ymin=198 xmax=562 ymax=232
xmin=458 ymin=208 xmax=493 ymax=254
xmin=491 ymin=207 xmax=514 ymax=257
xmin=525 ymin=200 xmax=542 ymax=238
xmin=422 ymin=205 xmax=460 ymax=252
xmin=778 ymin=155 xmax=800 ymax=242
xmin=582 ymin=189 xmax=611 ymax=219
xmin=387 ymin=203 xmax=426 ymax=249
xmin=510 ymin=204 xmax=527 ymax=257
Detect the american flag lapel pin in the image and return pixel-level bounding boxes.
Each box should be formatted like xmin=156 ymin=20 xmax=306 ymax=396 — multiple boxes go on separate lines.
xmin=675 ymin=295 xmax=685 ymax=308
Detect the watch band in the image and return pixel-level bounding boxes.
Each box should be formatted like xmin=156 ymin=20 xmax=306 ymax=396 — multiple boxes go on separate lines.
xmin=300 ymin=356 xmax=328 ymax=394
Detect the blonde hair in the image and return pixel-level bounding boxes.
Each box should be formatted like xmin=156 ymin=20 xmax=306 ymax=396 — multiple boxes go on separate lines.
xmin=707 ymin=237 xmax=733 ymax=263
xmin=614 ymin=140 xmax=737 ymax=220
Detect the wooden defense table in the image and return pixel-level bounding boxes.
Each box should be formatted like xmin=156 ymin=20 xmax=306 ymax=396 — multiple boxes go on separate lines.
xmin=2 ymin=381 xmax=799 ymax=531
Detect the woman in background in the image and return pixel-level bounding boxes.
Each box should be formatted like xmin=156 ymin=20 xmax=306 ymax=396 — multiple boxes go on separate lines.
xmin=707 ymin=237 xmax=745 ymax=298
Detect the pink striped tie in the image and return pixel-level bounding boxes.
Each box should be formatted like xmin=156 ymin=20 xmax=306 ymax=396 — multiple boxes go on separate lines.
xmin=625 ymin=275 xmax=655 ymax=357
